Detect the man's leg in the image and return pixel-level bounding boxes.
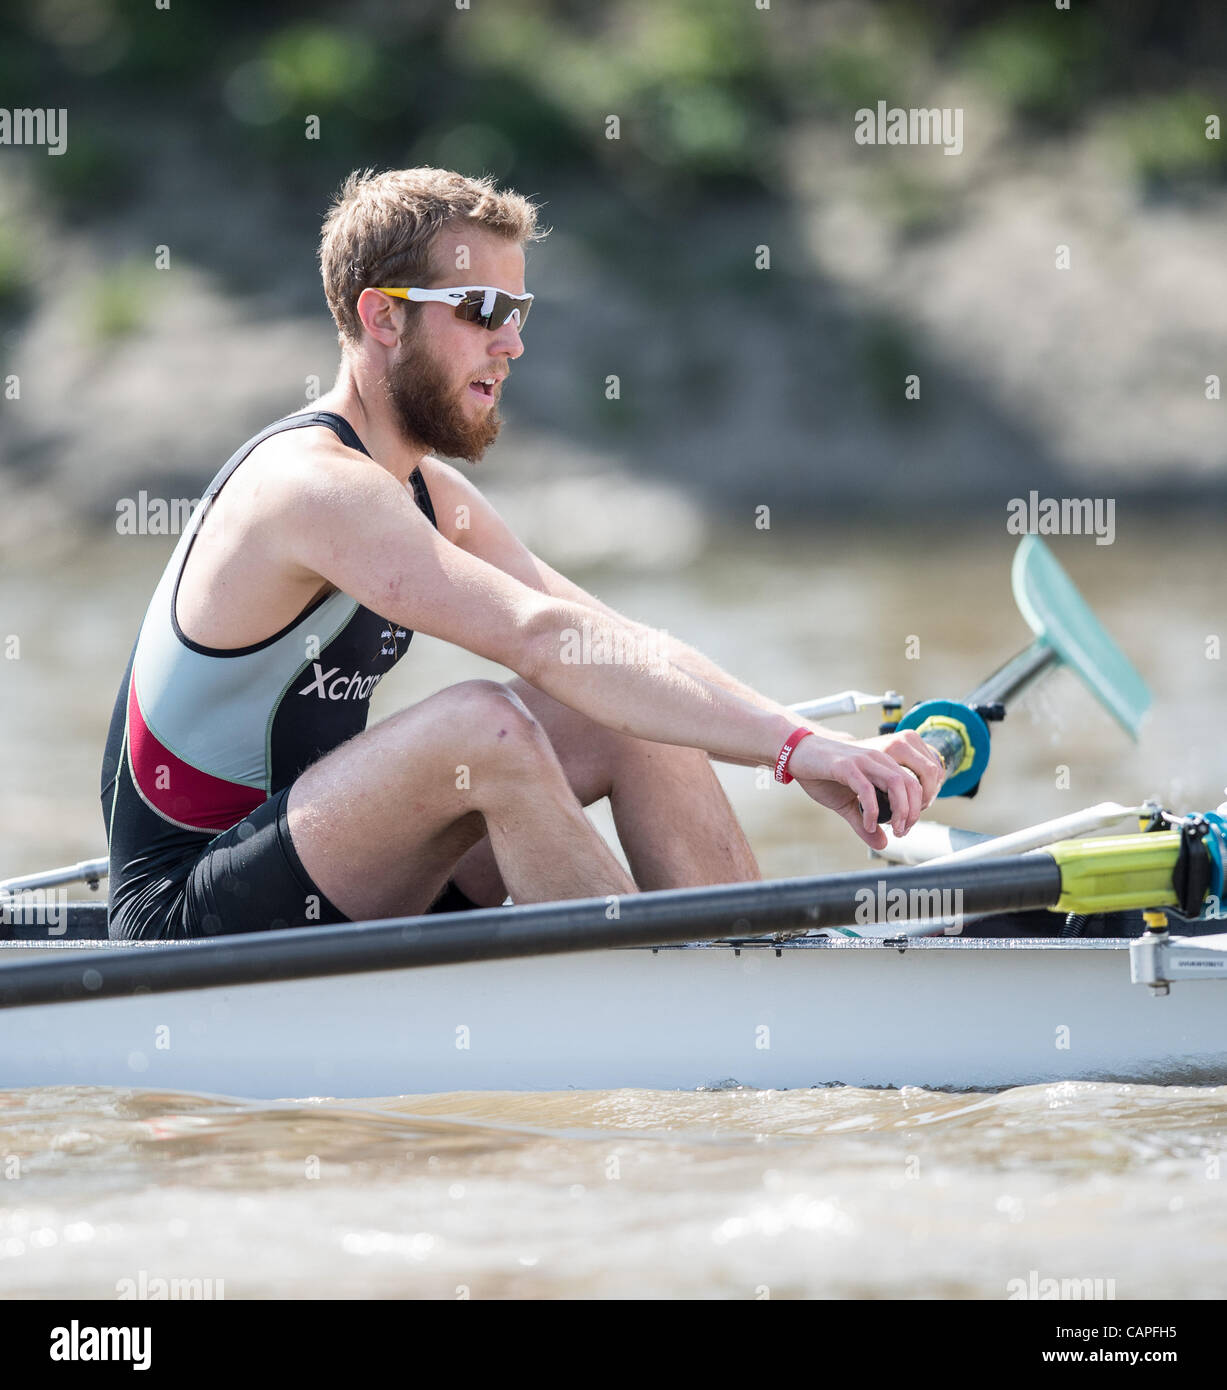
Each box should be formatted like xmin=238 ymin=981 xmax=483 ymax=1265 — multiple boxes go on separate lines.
xmin=285 ymin=679 xmax=636 ymax=922
xmin=447 ymin=678 xmax=763 ymax=907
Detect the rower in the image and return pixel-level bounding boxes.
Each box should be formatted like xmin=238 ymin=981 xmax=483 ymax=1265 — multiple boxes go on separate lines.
xmin=100 ymin=166 xmax=944 ymax=941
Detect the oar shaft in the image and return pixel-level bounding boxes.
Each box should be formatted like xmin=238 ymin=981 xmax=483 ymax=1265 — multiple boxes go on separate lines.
xmin=965 ymin=640 xmax=1059 ymax=708
xmin=0 ymin=858 xmax=1065 ymax=1010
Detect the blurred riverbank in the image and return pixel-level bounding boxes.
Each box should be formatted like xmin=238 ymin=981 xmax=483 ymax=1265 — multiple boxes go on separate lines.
xmin=2 ymin=2 xmax=1226 ymax=535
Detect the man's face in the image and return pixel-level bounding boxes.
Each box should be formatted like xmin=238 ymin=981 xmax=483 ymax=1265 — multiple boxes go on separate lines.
xmin=383 ymin=227 xmax=526 ymax=462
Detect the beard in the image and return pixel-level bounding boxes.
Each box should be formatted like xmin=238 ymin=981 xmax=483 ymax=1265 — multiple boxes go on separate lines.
xmin=382 ymin=329 xmax=503 ymax=462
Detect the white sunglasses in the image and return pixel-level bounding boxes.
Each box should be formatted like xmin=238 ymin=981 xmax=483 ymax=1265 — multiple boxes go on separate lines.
xmin=374 ymin=285 xmax=532 ymax=331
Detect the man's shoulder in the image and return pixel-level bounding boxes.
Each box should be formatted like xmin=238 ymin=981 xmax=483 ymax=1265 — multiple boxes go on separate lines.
xmin=240 ymin=412 xmax=385 ymax=504
xmin=244 ymin=411 xmax=365 ymax=470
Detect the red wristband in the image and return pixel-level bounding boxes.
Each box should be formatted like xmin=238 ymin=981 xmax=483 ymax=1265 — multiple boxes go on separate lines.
xmin=774 ymin=726 xmax=813 ymax=784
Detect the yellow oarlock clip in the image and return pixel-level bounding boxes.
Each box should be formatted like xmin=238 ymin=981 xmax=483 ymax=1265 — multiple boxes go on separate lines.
xmin=913 ymin=715 xmax=974 ymax=775
xmin=1048 ymin=832 xmax=1182 ymax=915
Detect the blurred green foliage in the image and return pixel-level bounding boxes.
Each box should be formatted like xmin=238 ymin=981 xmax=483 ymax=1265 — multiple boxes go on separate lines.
xmin=1108 ymin=90 xmax=1227 ymax=187
xmin=859 ymin=316 xmax=920 ymax=416
xmin=264 ymin=24 xmax=377 ymax=106
xmin=959 ymin=10 xmax=1108 ymax=124
xmin=0 ymin=0 xmax=1223 ymax=228
xmin=84 ymin=260 xmax=158 ymax=343
xmin=454 ymin=1 xmax=779 ymax=182
xmin=35 ymin=128 xmax=137 ymax=220
xmin=873 ymin=168 xmax=956 ymax=239
xmin=807 ymin=8 xmax=932 ymax=114
xmin=0 ymin=221 xmax=33 ymax=313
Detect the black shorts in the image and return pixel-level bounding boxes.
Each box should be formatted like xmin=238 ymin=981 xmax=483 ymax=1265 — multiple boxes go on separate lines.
xmin=108 ymin=784 xmax=479 ymax=940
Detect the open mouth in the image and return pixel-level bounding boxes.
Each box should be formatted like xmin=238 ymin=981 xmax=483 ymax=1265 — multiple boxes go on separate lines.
xmin=469 ymin=377 xmax=497 ymax=399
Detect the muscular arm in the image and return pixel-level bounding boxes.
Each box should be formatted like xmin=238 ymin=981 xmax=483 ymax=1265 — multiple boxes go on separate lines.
xmin=538 ymin=561 xmax=852 ymax=767
xmin=284 ymin=450 xmax=798 ymax=767
xmin=426 ymin=458 xmax=853 ymax=766
xmin=283 ymin=451 xmax=941 ymax=844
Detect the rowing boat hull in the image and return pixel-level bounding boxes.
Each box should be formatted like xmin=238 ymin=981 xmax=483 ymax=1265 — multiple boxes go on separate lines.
xmin=1 ymin=937 xmax=1222 ymax=1095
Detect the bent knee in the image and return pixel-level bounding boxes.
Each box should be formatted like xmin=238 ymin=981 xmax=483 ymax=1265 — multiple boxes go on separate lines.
xmin=445 ymin=680 xmax=540 ymax=733
xmin=430 ymin=680 xmax=552 ymax=764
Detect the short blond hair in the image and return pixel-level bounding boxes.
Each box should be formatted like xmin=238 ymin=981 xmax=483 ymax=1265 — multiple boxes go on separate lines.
xmin=319 ymin=166 xmax=545 ymax=346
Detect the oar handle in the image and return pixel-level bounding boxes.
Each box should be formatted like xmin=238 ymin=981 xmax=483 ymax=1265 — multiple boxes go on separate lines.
xmin=871 ymin=724 xmax=972 ymax=824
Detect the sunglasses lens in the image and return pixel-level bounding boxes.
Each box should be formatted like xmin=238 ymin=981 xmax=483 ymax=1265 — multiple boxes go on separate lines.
xmin=454 ymin=290 xmax=530 ymax=331
xmin=454 ymin=292 xmax=488 ymax=325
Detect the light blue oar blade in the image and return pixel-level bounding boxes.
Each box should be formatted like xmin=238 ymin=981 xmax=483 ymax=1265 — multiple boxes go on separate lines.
xmin=1011 ymin=536 xmax=1151 ymax=739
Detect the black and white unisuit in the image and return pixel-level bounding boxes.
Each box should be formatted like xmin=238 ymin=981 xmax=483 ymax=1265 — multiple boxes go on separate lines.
xmin=100 ymin=410 xmax=475 ymax=939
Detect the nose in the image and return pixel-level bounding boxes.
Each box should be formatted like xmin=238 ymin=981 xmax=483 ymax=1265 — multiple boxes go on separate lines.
xmin=490 ymin=320 xmax=524 ymax=360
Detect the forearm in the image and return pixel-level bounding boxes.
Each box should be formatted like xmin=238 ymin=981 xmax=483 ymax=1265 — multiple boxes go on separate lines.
xmin=523 ymin=604 xmax=796 ymax=765
xmin=623 ymin=628 xmax=854 ymax=765
xmin=530 ymin=563 xmax=852 ymax=763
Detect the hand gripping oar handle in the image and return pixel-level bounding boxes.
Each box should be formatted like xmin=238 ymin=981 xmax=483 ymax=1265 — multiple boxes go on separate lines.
xmin=789 ymin=690 xmax=994 ymax=824
xmin=871 ymin=718 xmax=984 ymax=824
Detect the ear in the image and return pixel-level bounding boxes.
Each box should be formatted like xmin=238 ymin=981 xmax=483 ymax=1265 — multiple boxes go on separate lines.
xmin=356 ymin=288 xmax=403 ymax=347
